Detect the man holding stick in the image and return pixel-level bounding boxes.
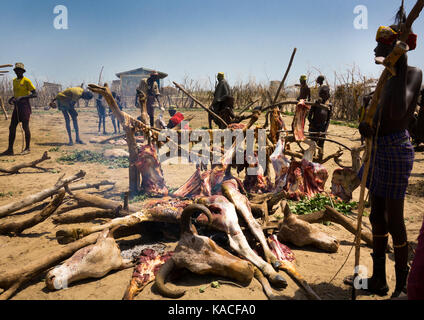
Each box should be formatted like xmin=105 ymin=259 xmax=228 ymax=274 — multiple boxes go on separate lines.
xmin=346 ymin=10 xmax=422 ymax=298
xmin=1 ymin=63 xmax=37 ymax=156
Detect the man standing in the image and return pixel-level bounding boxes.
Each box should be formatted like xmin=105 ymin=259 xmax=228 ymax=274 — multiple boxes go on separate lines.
xmin=146 ymin=72 xmax=162 ymax=127
xmin=49 ymin=86 xmax=93 ymax=145
xmin=209 ymin=72 xmax=231 ymax=129
xmin=96 ymin=94 xmax=107 ymax=135
xmin=1 ymin=63 xmax=37 ymax=156
xmin=297 ymin=75 xmax=311 ymax=101
xmin=307 ymin=75 xmax=332 ymax=160
xmin=346 ymin=20 xmax=422 ymax=298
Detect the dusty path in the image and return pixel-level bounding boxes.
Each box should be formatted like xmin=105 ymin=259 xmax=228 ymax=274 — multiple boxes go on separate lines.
xmin=0 ymin=106 xmax=423 ymax=300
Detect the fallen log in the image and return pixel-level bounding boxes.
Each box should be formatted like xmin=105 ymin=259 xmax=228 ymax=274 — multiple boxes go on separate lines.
xmin=52 ymin=209 xmax=117 ymax=225
xmin=0 ymin=170 xmax=85 ymax=218
xmin=68 ymin=180 xmax=116 ymax=192
xmin=70 ymin=193 xmax=141 ymax=214
xmin=0 ymin=190 xmax=65 ymax=235
xmin=0 ymin=151 xmax=50 ymax=174
xmin=0 ymin=231 xmax=101 ymax=300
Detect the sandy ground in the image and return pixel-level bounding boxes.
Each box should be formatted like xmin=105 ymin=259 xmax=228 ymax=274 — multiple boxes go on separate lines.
xmin=0 ymin=106 xmax=423 ymax=301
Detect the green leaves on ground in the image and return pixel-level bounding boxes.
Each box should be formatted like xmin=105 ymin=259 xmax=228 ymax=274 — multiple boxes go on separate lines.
xmin=288 ymin=194 xmax=357 ymax=216
xmin=57 ymin=150 xmax=129 ymax=169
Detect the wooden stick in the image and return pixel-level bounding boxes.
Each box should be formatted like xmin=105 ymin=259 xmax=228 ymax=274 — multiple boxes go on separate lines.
xmin=0 ymin=96 xmax=8 ymax=120
xmin=0 ymin=171 xmax=85 ymax=218
xmin=0 ymin=232 xmax=101 ymax=300
xmin=272 ymin=48 xmax=297 ymax=105
xmin=0 ymin=65 xmax=13 ymax=69
xmin=68 ymin=180 xmax=116 ymax=191
xmin=173 ymin=82 xmax=228 ymax=128
xmin=0 ymin=151 xmax=50 ymax=174
xmin=0 ymin=190 xmax=65 ymax=235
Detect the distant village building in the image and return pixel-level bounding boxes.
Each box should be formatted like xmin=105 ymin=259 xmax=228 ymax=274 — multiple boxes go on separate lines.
xmin=42 ymin=82 xmax=62 ymax=97
xmin=115 ymin=67 xmax=168 ymax=106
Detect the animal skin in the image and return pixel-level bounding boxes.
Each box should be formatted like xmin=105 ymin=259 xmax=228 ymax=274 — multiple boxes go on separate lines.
xmin=123 ymin=249 xmax=173 ymax=300
xmin=292 ymin=100 xmax=311 ymax=142
xmin=155 ymin=204 xmax=255 ymax=298
xmin=46 ymin=228 xmax=133 ymax=290
xmin=278 ymin=201 xmax=339 ymax=253
xmin=135 ymin=143 xmax=168 ymax=196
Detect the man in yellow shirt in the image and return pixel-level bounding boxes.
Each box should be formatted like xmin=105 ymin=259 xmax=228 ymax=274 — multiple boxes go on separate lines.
xmin=1 ymin=63 xmax=37 ymax=156
xmin=49 ymin=86 xmax=93 ymax=145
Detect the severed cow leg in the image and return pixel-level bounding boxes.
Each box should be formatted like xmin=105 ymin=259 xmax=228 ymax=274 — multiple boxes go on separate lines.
xmin=195 ymin=195 xmax=287 ymax=289
xmin=55 ymin=198 xmax=192 ymax=244
xmin=221 ymin=179 xmax=281 ymax=269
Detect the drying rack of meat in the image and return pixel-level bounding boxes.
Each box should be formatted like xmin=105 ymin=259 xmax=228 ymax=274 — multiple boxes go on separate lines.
xmin=0 ymin=83 xmax=371 ymax=301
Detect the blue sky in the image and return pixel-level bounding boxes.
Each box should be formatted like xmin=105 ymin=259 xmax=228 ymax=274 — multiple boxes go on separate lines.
xmin=1 ymin=0 xmax=423 ymax=88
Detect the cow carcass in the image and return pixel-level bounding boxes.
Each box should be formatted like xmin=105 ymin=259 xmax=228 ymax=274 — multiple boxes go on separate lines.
xmin=277 ymin=201 xmax=339 ymax=253
xmin=46 ymin=228 xmax=133 ymax=290
xmin=195 ymin=194 xmax=287 ymax=289
xmin=270 ymin=138 xmax=329 ymax=200
xmin=135 ymin=143 xmax=168 ymax=196
xmin=155 ymin=204 xmax=255 ymax=298
xmin=292 ymin=100 xmax=311 ymax=142
xmin=123 ymin=249 xmax=174 ymax=300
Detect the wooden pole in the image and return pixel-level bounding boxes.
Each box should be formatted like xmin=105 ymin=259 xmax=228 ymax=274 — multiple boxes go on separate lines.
xmin=272 ymin=48 xmax=297 ymax=105
xmin=0 ymin=96 xmax=8 ymax=120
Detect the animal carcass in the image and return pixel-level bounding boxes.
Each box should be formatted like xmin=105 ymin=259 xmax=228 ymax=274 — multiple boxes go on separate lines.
xmin=123 ymin=249 xmax=174 ymax=300
xmin=270 ymin=138 xmax=328 ymax=200
xmin=46 ymin=228 xmax=133 ymax=290
xmin=155 ymin=204 xmax=255 ymax=298
xmin=135 ymin=143 xmax=168 ymax=196
xmin=277 ymin=201 xmax=339 ymax=253
xmin=292 ymin=100 xmax=311 ymax=142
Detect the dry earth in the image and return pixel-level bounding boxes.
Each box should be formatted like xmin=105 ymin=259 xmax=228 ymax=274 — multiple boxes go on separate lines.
xmin=0 ymin=106 xmax=423 ymax=300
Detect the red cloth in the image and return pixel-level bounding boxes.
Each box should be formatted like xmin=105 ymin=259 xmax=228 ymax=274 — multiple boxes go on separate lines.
xmin=170 ymin=112 xmax=184 ymax=127
xmin=408 ymin=217 xmax=424 ymax=300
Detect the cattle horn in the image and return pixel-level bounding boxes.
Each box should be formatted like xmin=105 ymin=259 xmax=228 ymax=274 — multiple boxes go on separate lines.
xmin=180 ymin=204 xmax=213 ymax=235
xmin=154 ymin=259 xmax=186 ymax=298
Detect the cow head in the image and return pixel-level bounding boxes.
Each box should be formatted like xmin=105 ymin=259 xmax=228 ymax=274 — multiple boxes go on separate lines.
xmin=278 ymin=202 xmax=339 ymax=253
xmin=155 ymin=204 xmax=254 ymax=298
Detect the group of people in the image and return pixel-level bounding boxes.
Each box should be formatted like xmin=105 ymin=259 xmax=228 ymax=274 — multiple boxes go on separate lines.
xmin=1 ymin=6 xmax=424 ymax=299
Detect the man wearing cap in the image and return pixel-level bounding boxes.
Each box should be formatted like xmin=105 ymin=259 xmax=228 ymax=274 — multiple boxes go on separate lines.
xmin=209 ymin=72 xmax=231 ymax=129
xmin=1 ymin=63 xmax=37 ymax=156
xmin=297 ymin=75 xmax=311 ymax=101
xmin=307 ymin=75 xmax=332 ymax=160
xmin=49 ymin=86 xmax=94 ymax=145
xmin=146 ymin=72 xmax=162 ymax=127
xmin=344 ymin=11 xmax=422 ymax=298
